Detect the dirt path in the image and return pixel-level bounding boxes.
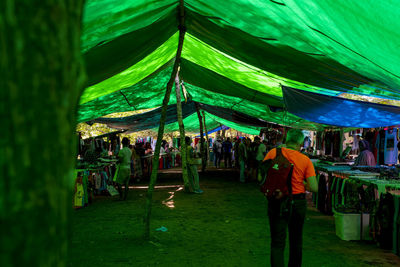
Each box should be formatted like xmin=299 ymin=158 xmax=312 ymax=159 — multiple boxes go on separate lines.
xmin=68 ymin=169 xmax=400 ymax=266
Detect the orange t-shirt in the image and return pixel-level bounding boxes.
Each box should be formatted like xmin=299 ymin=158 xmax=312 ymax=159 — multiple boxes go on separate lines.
xmin=264 ymin=147 xmax=316 ymax=194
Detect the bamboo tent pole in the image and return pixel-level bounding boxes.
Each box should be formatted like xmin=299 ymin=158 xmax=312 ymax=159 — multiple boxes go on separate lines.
xmin=202 ymin=111 xmax=210 ymax=167
xmin=144 ymin=0 xmax=186 ymax=240
xmin=175 ymin=73 xmax=191 ymax=190
xmin=195 ymin=102 xmax=206 ymax=172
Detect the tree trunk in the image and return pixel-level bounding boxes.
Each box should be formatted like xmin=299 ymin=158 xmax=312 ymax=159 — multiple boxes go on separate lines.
xmin=195 ymin=103 xmax=206 ymax=172
xmin=0 ymin=1 xmax=85 ymax=266
xmin=144 ymin=3 xmax=187 ymax=239
xmin=202 ymin=111 xmax=210 ymax=168
xmin=175 ymin=75 xmax=191 ymax=191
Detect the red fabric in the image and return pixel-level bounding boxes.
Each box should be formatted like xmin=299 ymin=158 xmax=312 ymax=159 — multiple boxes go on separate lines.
xmin=194 ymin=138 xmax=200 ymax=146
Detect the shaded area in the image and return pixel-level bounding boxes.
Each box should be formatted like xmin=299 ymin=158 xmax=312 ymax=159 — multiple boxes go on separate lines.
xmin=68 ymin=169 xmax=400 ymax=266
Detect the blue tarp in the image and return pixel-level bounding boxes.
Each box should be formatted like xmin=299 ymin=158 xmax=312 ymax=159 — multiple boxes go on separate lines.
xmin=194 ymin=125 xmax=230 ymax=138
xmin=282 ymin=86 xmax=400 ymax=128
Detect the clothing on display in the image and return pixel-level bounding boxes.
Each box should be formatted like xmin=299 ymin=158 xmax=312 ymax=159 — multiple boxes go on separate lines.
xmin=316 ymin=131 xmax=324 ymax=151
xmin=325 ymin=131 xmax=333 ymax=155
xmin=332 ymin=131 xmax=341 ymax=158
xmin=376 ymin=129 xmax=386 ymax=165
xmin=317 ymin=174 xmax=328 ymax=214
xmin=385 ymin=128 xmax=398 ymax=165
xmin=303 ymin=136 xmax=311 ymax=149
xmin=376 ymin=128 xmax=399 ymax=165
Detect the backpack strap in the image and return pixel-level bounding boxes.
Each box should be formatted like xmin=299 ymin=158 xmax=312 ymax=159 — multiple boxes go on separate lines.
xmin=277 ymin=147 xmax=294 ymax=198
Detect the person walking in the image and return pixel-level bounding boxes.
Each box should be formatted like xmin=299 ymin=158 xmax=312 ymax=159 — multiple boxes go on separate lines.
xmin=185 ymin=137 xmax=203 ymax=193
xmin=238 ymin=138 xmax=247 ymax=182
xmin=213 ymin=138 xmax=222 ymax=168
xmin=222 ymin=137 xmax=233 ymax=168
xmin=263 ymin=129 xmax=318 ymax=267
xmin=116 ymin=137 xmax=132 ymax=200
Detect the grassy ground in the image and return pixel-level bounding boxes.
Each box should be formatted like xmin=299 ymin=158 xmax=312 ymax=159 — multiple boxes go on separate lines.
xmin=68 ymin=168 xmax=400 ymax=266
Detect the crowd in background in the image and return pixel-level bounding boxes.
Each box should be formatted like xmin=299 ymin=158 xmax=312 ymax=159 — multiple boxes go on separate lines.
xmin=211 ymin=132 xmax=284 ymax=182
xmin=79 ymin=130 xmax=289 ymax=184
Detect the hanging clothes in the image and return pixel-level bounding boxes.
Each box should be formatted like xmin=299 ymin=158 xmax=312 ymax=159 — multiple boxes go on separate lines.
xmin=385 ymin=128 xmax=398 ymax=165
xmin=376 ymin=128 xmax=398 ymax=165
xmin=332 ymin=131 xmax=341 ymax=158
xmin=316 ymin=131 xmax=324 ymax=151
xmin=324 ymin=131 xmax=333 ymax=155
xmin=376 ymin=193 xmax=394 ymax=249
xmin=352 ymin=134 xmax=360 ymax=153
xmin=317 ymin=174 xmax=328 ymax=213
xmin=376 ymin=129 xmax=386 ymax=165
xmin=303 ymin=136 xmax=311 ymax=149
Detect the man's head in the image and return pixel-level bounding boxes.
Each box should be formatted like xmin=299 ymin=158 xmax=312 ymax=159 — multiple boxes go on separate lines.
xmin=285 ymin=129 xmax=304 ymax=150
xmin=227 ymin=137 xmax=231 ymax=142
xmin=122 ymin=137 xmax=130 ymax=147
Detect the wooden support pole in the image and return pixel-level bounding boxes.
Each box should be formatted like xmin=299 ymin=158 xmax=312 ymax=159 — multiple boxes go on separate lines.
xmin=144 ymin=0 xmax=186 ymax=240
xmin=202 ymin=111 xmax=210 ymax=166
xmin=175 ymin=74 xmax=191 ymax=191
xmin=195 ymin=102 xmax=206 ymax=172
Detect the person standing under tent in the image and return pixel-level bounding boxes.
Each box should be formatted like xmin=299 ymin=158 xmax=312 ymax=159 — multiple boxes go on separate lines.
xmin=354 ymin=139 xmax=376 ymax=166
xmin=222 ymin=137 xmax=233 ymax=168
xmin=238 ymin=138 xmax=247 ymax=182
xmin=144 ymin=142 xmax=153 ymax=177
xmin=233 ymin=137 xmax=240 ymax=168
xmin=244 ymin=138 xmax=252 ymax=177
xmin=250 ymin=136 xmax=265 ymax=180
xmin=263 ymin=129 xmax=318 ymax=267
xmin=213 ymin=138 xmax=222 ymax=168
xmin=185 ymin=136 xmax=203 ymax=194
xmin=131 ymin=143 xmax=143 ymax=182
xmin=116 ymin=137 xmax=132 ymax=200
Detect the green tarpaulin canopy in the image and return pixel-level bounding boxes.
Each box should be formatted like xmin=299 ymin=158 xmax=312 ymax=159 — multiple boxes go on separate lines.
xmin=78 ymin=1 xmax=400 ymax=132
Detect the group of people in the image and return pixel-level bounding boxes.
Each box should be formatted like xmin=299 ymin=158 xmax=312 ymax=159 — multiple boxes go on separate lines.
xmin=113 ymin=138 xmax=155 ymax=200
xmin=115 ymin=136 xmax=203 ymax=199
xmin=105 ymin=130 xmax=319 ymax=266
xmin=212 ymin=135 xmax=278 ymax=182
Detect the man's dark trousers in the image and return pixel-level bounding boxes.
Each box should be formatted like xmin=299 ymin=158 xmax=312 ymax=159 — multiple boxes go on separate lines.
xmin=268 ymin=197 xmax=307 ymax=267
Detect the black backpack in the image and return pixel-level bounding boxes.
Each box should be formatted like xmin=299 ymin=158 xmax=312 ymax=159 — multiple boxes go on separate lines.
xmin=259 ymin=148 xmax=294 ymax=200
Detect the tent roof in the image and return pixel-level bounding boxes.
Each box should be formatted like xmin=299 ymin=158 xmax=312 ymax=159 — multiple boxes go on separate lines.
xmin=89 ymin=101 xmax=272 ymax=135
xmin=78 ymin=1 xmax=400 ymax=131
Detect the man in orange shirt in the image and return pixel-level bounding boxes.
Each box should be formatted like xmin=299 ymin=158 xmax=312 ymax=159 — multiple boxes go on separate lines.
xmin=264 ymin=129 xmax=318 ymax=267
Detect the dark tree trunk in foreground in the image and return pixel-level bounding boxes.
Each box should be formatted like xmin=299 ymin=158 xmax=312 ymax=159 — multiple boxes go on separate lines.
xmin=195 ymin=103 xmax=206 ymax=172
xmin=0 ymin=1 xmax=85 ymax=266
